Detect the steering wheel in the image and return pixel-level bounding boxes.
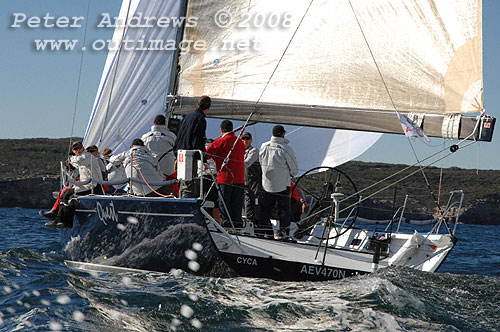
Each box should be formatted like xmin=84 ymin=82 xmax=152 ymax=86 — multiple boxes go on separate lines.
xmin=291 ymin=166 xmax=360 ymax=239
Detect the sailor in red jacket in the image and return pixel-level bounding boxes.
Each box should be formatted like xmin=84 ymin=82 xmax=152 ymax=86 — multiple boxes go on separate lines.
xmin=206 ymin=120 xmax=246 ymax=228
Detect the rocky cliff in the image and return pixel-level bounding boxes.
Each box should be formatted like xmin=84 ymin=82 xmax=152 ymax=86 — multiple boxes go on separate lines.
xmin=1 ymin=176 xmax=498 ymax=225
xmin=0 ymin=137 xmax=498 ymax=225
xmin=0 ymin=177 xmax=58 ymax=210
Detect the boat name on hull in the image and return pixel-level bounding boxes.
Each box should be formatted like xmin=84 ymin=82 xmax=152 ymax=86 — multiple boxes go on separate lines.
xmin=300 ymin=264 xmax=346 ymax=279
xmin=96 ymin=201 xmax=118 ymax=225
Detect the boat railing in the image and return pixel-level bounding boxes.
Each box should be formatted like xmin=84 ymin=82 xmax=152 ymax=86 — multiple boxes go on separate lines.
xmin=387 ymin=194 xmax=409 ymax=233
xmin=378 ymin=190 xmax=462 ymax=237
xmin=336 ymin=194 xmax=361 ymax=229
xmin=59 ymin=162 xmax=179 ymax=196
xmin=431 ymin=190 xmax=464 ymax=235
xmin=64 ymin=176 xmax=178 ymax=188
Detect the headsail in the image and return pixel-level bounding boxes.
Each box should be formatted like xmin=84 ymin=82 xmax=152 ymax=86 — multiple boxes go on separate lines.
xmin=173 ymin=0 xmax=489 ymax=140
xmin=84 ymin=0 xmax=183 ymax=153
xmin=287 ymin=128 xmax=382 ymax=174
xmin=240 ymin=123 xmax=382 ymax=174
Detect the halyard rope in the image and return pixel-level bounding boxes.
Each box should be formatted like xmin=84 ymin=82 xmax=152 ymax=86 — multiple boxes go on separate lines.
xmin=347 ymin=0 xmax=475 ymax=223
xmin=203 ymin=1 xmax=316 ymax=229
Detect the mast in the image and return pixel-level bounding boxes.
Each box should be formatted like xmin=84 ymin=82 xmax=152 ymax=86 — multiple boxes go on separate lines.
xmin=166 ymin=0 xmax=190 ymax=120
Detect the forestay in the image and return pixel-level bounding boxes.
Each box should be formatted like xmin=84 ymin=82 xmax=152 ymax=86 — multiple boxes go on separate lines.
xmin=173 ymin=0 xmax=484 ymax=139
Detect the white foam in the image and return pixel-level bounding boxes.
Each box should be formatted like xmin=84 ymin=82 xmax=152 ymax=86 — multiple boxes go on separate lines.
xmin=49 ymin=320 xmax=62 ymax=331
xmin=191 ymin=318 xmax=202 ymax=329
xmin=180 ymin=304 xmax=194 ymax=318
xmin=188 ymin=261 xmax=200 ymax=272
xmin=56 ymin=295 xmax=71 ymax=305
xmin=127 ymin=216 xmax=139 ymax=224
xmin=121 ymin=276 xmax=132 ymax=286
xmin=185 ymin=249 xmax=198 ymax=261
xmin=73 ymin=310 xmax=85 ymax=322
xmin=192 ymin=242 xmax=203 ymax=251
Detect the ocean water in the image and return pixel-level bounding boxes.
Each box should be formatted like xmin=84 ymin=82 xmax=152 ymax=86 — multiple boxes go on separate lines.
xmin=0 ymin=207 xmax=499 ymax=332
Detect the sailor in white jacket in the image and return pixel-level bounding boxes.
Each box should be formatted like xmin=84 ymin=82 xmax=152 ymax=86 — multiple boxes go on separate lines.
xmin=124 ymin=139 xmax=166 ymax=196
xmin=259 ymin=125 xmax=298 ymax=239
xmin=40 ymin=141 xmax=104 ymax=228
xmin=141 ymin=115 xmax=177 ymax=178
xmin=70 ymin=143 xmax=103 ymax=193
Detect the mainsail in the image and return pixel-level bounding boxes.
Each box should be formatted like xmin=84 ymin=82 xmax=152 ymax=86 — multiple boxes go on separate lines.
xmin=173 ymin=0 xmax=486 ymax=139
xmin=83 ymin=0 xmax=492 ymax=166
xmin=83 ymin=0 xmax=182 ymax=153
xmin=83 ymin=0 xmax=382 ymax=166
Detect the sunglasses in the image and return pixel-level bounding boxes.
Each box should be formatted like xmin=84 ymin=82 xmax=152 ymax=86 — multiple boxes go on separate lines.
xmin=72 ymin=146 xmax=83 ymax=151
xmin=241 ymin=137 xmax=251 ymax=140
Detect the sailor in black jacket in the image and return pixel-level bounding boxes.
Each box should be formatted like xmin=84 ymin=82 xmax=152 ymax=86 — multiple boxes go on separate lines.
xmin=174 ymin=95 xmax=211 ymax=156
xmin=174 ymin=95 xmax=211 ymax=197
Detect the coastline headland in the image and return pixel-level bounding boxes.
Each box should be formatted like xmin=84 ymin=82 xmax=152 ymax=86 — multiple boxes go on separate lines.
xmin=0 ymin=138 xmax=498 ymax=225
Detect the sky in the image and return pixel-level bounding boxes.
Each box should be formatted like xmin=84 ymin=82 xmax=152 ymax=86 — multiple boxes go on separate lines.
xmin=1 ymin=0 xmax=500 ymax=170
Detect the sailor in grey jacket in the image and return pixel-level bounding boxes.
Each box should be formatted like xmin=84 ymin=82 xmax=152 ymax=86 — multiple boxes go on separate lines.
xmin=141 ymin=117 xmax=177 ymax=177
xmin=124 ymin=141 xmax=165 ymax=196
xmin=259 ymin=135 xmax=299 ymax=193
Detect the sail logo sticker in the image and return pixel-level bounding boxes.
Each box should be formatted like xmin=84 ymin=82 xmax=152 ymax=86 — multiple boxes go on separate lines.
xmin=96 ymin=201 xmax=118 ymax=225
xmin=236 ymin=256 xmax=258 ymax=266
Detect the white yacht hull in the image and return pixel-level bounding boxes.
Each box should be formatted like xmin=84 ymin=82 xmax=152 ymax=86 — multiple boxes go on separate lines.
xmin=209 ymin=224 xmax=455 ymax=281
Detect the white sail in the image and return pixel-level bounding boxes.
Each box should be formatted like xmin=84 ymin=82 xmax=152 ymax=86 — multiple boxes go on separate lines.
xmin=174 ymin=0 xmax=483 ymax=137
xmin=83 ymin=0 xmax=182 ymax=153
xmin=286 ymin=128 xmax=382 ymax=174
xmin=235 ymin=122 xmax=381 ymax=174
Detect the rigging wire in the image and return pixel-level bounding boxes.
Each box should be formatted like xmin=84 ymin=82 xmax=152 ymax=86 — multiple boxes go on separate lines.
xmin=338 ymin=133 xmax=475 ymax=207
xmin=203 ymin=0 xmax=316 ymax=209
xmin=295 ymin=139 xmax=478 ymax=236
xmin=476 ymin=141 xmax=481 ymax=175
xmin=68 ymin=0 xmax=92 ymax=154
xmin=232 ymin=0 xmax=315 ymax=134
xmin=254 ymin=0 xmax=315 ymax=106
xmin=347 ymin=0 xmax=447 ymax=218
xmin=437 ymin=140 xmax=446 ymax=206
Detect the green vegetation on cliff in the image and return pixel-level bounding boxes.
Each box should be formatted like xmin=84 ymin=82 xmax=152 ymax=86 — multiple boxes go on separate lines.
xmin=0 ymin=138 xmax=81 ymax=180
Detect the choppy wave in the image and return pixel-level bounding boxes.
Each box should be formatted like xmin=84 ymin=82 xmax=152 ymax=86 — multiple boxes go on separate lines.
xmin=0 ymin=208 xmax=499 ymax=332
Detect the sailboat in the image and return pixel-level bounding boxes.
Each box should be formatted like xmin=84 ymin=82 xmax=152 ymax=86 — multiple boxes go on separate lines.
xmin=60 ymin=0 xmax=495 ymax=281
